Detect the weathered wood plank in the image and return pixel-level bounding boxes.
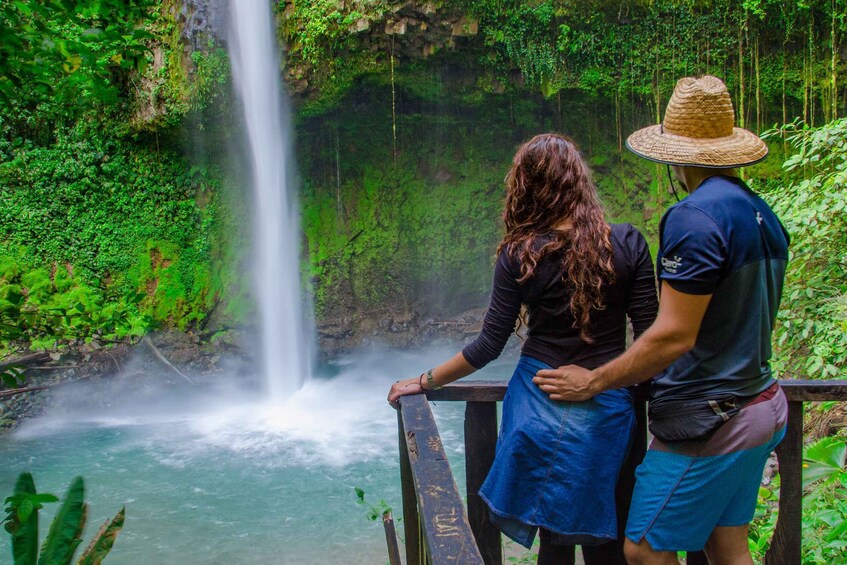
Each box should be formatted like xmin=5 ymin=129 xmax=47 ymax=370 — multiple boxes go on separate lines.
xmin=426 ymin=381 xmax=507 ymax=402
xmin=779 ymin=380 xmax=847 ymax=401
xmin=765 ymin=401 xmax=804 ymax=565
xmin=382 ymin=511 xmax=403 ymax=565
xmin=398 ymin=409 xmax=422 ymax=565
xmin=400 ymin=394 xmax=485 ymax=564
xmin=427 ymin=379 xmax=847 ymax=403
xmin=464 ymin=402 xmax=502 ymax=565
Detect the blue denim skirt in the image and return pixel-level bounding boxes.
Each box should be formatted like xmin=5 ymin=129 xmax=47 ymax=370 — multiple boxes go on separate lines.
xmin=478 ymin=355 xmax=635 ymax=548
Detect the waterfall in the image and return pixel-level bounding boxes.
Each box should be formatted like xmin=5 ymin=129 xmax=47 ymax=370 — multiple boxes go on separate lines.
xmin=227 ymin=0 xmax=312 ymax=399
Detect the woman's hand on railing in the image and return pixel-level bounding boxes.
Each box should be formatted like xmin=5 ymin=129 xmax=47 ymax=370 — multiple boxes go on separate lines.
xmin=388 ymin=377 xmax=425 ymax=408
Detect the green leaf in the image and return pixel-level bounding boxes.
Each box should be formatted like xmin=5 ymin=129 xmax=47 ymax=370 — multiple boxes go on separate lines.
xmin=39 ymin=476 xmax=86 ymax=565
xmin=2 ymin=373 xmax=20 ymax=388
xmin=17 ymin=499 xmax=34 ymax=523
xmin=825 ymin=518 xmax=847 ymax=543
xmin=76 ymin=506 xmax=125 ymax=565
xmin=11 ymin=473 xmax=39 ymax=565
xmin=803 ymin=437 xmax=847 ymax=488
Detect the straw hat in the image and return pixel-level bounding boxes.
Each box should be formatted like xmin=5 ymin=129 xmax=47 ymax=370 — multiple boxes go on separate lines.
xmin=626 ymin=75 xmax=768 ymax=168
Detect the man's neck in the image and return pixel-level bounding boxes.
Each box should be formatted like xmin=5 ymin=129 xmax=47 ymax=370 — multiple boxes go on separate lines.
xmin=683 ymin=168 xmax=738 ymax=194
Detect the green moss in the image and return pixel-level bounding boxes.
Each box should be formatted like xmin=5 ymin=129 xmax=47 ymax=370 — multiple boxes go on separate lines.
xmin=298 ymin=83 xmax=657 ymax=317
xmin=0 ymin=250 xmax=23 ymax=281
xmin=53 ymin=266 xmax=74 ymax=293
xmin=20 ymin=269 xmax=53 ymax=305
xmin=0 ymin=123 xmax=238 ymax=338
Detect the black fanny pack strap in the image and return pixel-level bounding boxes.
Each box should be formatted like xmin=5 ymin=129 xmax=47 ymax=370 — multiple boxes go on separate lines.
xmin=708 ymin=399 xmax=731 ymax=422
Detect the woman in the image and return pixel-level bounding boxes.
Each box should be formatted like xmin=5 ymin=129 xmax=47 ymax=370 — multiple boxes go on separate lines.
xmin=388 ymin=133 xmax=658 ymax=564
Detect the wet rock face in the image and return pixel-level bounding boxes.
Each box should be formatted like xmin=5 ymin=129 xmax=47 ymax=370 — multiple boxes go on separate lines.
xmin=177 ymin=0 xmax=228 ymax=48
xmin=279 ymin=0 xmax=479 ymax=99
xmin=316 ymin=306 xmax=490 ymax=357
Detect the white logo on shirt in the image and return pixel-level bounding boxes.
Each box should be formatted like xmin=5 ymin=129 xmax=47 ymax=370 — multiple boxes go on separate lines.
xmin=662 ymin=255 xmax=683 ymax=274
xmin=756 ymin=212 xmax=763 ymax=225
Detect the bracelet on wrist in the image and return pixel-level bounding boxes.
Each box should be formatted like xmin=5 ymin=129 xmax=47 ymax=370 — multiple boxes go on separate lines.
xmin=425 ymin=369 xmax=443 ymax=391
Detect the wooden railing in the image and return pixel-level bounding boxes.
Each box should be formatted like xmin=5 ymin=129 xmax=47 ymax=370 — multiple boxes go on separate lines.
xmin=397 ymin=379 xmax=847 ymax=565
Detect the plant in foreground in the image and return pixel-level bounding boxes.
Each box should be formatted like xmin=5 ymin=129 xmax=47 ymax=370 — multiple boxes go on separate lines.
xmin=3 ymin=473 xmax=125 ymax=565
xmin=750 ymin=436 xmax=847 ymax=563
xmin=353 ymin=487 xmax=392 ymax=522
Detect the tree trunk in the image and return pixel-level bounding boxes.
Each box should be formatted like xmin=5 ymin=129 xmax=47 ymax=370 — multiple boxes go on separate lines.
xmin=809 ymin=9 xmax=815 ymax=127
xmin=832 ymin=0 xmax=838 ymax=120
xmin=706 ymin=37 xmax=711 ymax=73
xmin=390 ymin=40 xmax=397 ymax=164
xmin=756 ymin=39 xmax=761 ymax=132
xmin=615 ymin=88 xmax=622 ymax=153
xmin=0 ymin=352 xmax=51 ymax=372
xmin=783 ymin=50 xmax=788 ymax=153
xmin=738 ymin=12 xmax=746 ymax=128
xmin=335 ymin=122 xmax=343 ymax=220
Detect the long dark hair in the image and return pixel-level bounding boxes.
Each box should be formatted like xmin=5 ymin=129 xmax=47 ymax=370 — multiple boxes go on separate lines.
xmin=497 ymin=133 xmax=614 ymax=341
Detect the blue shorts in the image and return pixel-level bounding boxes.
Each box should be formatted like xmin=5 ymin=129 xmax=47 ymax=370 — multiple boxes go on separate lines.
xmin=625 ymin=385 xmax=787 ymax=552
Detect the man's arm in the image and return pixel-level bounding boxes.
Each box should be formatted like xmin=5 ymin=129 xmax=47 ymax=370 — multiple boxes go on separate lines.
xmin=532 ymin=282 xmax=712 ymax=401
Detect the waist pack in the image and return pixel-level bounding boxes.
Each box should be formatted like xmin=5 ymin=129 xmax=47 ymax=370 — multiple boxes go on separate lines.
xmin=647 ymin=393 xmax=752 ymax=442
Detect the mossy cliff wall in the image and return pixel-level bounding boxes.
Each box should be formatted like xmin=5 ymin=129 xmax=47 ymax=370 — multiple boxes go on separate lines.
xmin=296 ymin=68 xmax=662 ymax=351
xmin=0 ymin=0 xmax=821 ymax=354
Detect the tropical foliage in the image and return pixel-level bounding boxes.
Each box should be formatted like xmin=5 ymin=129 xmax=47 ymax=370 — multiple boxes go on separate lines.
xmin=0 ymin=0 xmax=154 ymax=140
xmin=0 ymin=1 xmax=845 ymax=563
xmin=3 ymin=473 xmax=125 ymax=565
xmin=751 ymin=436 xmax=847 ymax=563
xmin=759 ymin=119 xmax=847 ymax=381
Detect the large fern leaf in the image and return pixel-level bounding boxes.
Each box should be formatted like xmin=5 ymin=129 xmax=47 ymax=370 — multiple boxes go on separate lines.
xmin=75 ymin=507 xmax=125 ymax=565
xmin=38 ymin=477 xmax=86 ymax=565
xmin=11 ymin=472 xmax=39 ymax=565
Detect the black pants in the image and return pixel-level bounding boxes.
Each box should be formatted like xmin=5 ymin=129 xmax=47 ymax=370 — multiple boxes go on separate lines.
xmin=536 ymin=530 xmax=626 ymax=565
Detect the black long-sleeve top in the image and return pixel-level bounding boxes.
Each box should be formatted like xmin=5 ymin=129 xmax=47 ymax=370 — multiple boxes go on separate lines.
xmin=462 ymin=223 xmax=658 ymax=370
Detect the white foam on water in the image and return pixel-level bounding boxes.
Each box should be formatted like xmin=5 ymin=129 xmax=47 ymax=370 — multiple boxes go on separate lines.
xmin=12 ymin=345 xmax=462 ymax=469
xmin=176 ymin=372 xmax=400 ymax=467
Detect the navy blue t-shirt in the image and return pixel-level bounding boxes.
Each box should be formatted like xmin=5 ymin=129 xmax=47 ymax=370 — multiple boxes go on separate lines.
xmin=652 ymin=175 xmax=790 ymax=401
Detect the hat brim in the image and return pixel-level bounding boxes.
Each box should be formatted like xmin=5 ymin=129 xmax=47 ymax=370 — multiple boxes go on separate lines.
xmin=626 ymin=124 xmax=769 ymax=168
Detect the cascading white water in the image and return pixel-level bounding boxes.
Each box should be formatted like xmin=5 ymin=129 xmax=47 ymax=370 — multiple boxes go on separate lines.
xmin=227 ymin=0 xmax=312 ymax=399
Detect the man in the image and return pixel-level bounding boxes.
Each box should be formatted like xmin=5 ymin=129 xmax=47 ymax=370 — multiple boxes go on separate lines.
xmin=532 ymin=75 xmax=790 ymax=565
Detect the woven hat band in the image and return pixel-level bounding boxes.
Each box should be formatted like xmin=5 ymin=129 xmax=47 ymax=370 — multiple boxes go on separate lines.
xmin=662 ymin=76 xmax=735 ymax=139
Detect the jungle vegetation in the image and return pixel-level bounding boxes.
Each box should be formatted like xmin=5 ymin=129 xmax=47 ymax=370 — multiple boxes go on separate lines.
xmin=0 ymin=1 xmax=845 ymax=558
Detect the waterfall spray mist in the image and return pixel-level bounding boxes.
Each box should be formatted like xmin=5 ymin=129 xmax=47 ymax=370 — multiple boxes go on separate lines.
xmin=227 ymin=0 xmax=313 ymax=399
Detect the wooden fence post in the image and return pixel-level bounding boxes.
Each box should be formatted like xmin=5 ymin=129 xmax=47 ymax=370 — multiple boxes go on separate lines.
xmin=765 ymin=401 xmax=804 ymax=565
xmin=399 ymin=409 xmax=422 ymax=565
xmin=383 ymin=511 xmax=403 ymax=565
xmin=400 ymin=395 xmax=485 ymax=564
xmin=465 ymin=401 xmax=502 ymax=565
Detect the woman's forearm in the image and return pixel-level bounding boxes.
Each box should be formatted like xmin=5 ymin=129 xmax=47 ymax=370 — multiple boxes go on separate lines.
xmin=388 ymin=352 xmax=478 ymax=404
xmin=425 ymin=352 xmax=477 ymax=389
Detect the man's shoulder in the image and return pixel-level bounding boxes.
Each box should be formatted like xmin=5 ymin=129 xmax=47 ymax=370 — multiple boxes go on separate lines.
xmin=660 ymin=201 xmax=723 ymax=238
xmin=662 ymin=176 xmax=759 ymax=234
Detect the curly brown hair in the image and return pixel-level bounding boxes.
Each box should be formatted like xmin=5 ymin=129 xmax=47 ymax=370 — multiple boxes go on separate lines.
xmin=497 ymin=133 xmax=615 ymax=341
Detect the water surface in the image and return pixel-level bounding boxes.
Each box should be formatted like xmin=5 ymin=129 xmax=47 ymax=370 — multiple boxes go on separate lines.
xmin=0 ymin=345 xmax=514 ymax=564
